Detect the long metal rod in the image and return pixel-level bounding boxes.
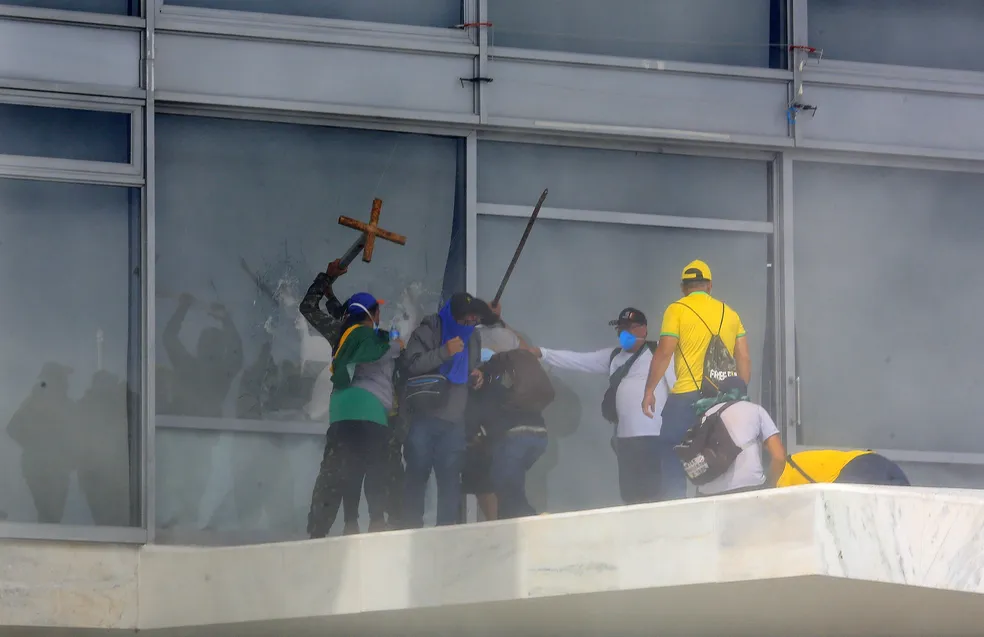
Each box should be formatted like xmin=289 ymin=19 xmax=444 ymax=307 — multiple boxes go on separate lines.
xmin=492 ymin=188 xmax=547 ymax=305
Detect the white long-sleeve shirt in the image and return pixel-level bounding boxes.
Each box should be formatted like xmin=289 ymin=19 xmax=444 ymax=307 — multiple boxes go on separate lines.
xmin=539 ymin=346 xmax=675 ymax=438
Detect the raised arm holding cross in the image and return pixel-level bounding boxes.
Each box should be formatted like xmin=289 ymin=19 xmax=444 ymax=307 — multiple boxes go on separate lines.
xmin=327 ymin=197 xmax=407 ymax=283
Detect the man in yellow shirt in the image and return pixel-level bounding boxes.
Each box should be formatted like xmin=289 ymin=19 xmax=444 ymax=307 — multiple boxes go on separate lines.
xmin=779 ymin=450 xmax=910 ymax=487
xmin=642 ymin=260 xmax=751 ymax=499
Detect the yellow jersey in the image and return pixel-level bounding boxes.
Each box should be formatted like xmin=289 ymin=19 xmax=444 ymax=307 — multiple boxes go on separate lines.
xmin=659 ymin=292 xmax=745 ymax=394
xmin=777 ymin=450 xmax=874 ymax=487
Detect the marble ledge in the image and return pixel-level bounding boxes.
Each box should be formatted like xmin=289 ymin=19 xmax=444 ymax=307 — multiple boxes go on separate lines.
xmin=4 ymin=484 xmax=984 ymax=632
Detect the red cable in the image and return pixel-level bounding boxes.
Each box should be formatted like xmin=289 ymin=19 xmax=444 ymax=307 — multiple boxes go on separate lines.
xmin=789 ymin=45 xmax=818 ymax=53
xmin=456 ymin=22 xmax=493 ymax=29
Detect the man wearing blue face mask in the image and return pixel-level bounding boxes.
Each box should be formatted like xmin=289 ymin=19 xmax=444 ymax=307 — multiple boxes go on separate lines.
xmin=528 ymin=308 xmax=676 ymax=504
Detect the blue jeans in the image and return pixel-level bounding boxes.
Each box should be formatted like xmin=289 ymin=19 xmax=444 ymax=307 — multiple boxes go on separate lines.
xmin=658 ymin=390 xmax=701 ymax=501
xmin=403 ymin=416 xmax=466 ymax=527
xmin=490 ymin=433 xmax=548 ymax=519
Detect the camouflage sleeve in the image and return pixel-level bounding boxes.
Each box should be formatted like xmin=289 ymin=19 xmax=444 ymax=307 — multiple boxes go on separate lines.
xmin=300 ymin=272 xmax=345 ymax=343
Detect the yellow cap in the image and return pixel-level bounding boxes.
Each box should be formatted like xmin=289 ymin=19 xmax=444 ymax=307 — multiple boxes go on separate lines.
xmin=681 ymin=260 xmax=712 ymax=282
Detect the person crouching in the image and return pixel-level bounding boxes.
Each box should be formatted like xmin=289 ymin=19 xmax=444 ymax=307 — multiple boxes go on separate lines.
xmin=472 ymin=347 xmax=555 ymax=519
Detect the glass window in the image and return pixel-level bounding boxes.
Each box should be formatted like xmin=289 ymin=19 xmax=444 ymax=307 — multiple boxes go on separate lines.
xmin=794 ymin=162 xmax=984 ymax=453
xmin=163 ymin=0 xmax=462 ymax=28
xmin=1 ymin=0 xmax=138 ymax=15
xmin=897 ymin=462 xmax=984 ymax=490
xmin=0 ymin=103 xmax=131 ymax=164
xmin=154 ymin=114 xmax=463 ymax=535
xmin=478 ymin=141 xmax=770 ymax=222
xmin=477 ymin=216 xmax=769 ymax=512
xmin=0 ymin=177 xmax=140 ymax=527
xmin=489 ymin=0 xmax=783 ymax=69
xmin=809 ymin=0 xmax=984 ymax=73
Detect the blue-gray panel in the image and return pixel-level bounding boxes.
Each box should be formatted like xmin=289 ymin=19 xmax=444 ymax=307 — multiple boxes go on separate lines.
xmin=0 ymin=177 xmax=140 ymax=526
xmin=794 ymin=161 xmax=984 ymax=453
xmin=0 ymin=18 xmax=141 ymax=89
xmin=799 ymin=85 xmax=984 ymax=154
xmin=491 ymin=0 xmax=776 ymax=68
xmin=164 ymin=0 xmax=461 ymax=28
xmin=0 ymin=103 xmax=130 ymax=163
xmin=810 ymin=0 xmax=984 ymax=73
xmin=1 ymin=0 xmax=136 ymax=14
xmin=478 ymin=141 xmax=769 ymax=221
xmin=487 ymin=59 xmax=789 ymax=139
xmin=155 ymin=33 xmax=475 ymax=116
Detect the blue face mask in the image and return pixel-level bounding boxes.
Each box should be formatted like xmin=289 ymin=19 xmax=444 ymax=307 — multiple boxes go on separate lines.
xmin=619 ymin=330 xmax=637 ymax=350
xmin=480 ymin=348 xmax=495 ymax=362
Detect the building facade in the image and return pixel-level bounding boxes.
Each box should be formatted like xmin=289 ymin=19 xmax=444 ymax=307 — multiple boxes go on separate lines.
xmin=1 ymin=0 xmax=983 ymax=547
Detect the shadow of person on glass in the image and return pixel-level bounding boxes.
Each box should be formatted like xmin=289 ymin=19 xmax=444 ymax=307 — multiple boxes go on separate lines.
xmin=74 ymin=369 xmax=130 ymax=527
xmin=526 ymin=373 xmax=582 ymax=514
xmin=230 ymin=342 xmax=298 ymax=534
xmin=158 ymin=292 xmax=243 ymax=530
xmin=6 ymin=361 xmax=75 ymax=524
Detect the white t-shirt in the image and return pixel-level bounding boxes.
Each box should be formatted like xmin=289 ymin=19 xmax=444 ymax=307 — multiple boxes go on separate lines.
xmin=539 ymin=346 xmax=675 ymax=438
xmin=697 ymin=400 xmax=780 ymax=495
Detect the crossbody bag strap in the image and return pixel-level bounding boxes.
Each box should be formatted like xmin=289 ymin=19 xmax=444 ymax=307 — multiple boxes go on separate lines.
xmin=786 ymin=455 xmax=817 ymax=483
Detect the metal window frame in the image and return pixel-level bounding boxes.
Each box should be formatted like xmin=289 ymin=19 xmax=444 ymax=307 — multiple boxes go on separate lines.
xmin=477 ymin=203 xmax=774 ymax=235
xmin=0 ymin=90 xmax=144 ymax=183
xmin=0 ymin=4 xmax=144 ymax=28
xmin=142 ymin=0 xmax=157 ymax=541
xmin=0 ymin=521 xmax=147 ymax=543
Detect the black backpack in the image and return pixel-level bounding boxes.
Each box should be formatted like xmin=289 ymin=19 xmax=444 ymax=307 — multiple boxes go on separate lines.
xmin=481 ymin=349 xmax=556 ymax=413
xmin=673 ymin=301 xmax=738 ymax=398
xmin=674 ymin=401 xmax=742 ymax=486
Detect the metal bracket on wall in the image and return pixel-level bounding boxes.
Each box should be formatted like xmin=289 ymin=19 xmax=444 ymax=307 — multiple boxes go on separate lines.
xmin=788 ymin=44 xmax=824 ymax=69
xmin=786 ymin=101 xmax=818 ymax=126
xmin=459 ymin=76 xmax=494 ymax=88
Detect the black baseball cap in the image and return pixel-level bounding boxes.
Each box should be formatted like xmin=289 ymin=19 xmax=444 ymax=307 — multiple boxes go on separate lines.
xmin=449 ymin=292 xmax=499 ymax=325
xmin=609 ymin=307 xmax=647 ymax=327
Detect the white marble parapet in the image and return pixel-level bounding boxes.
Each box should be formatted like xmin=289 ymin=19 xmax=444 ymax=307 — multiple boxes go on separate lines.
xmin=4 ymin=484 xmax=984 ymax=636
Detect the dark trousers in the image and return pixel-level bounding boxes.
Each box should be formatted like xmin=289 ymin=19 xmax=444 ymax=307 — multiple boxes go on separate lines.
xmin=658 ymin=390 xmax=701 ymax=500
xmin=307 ymin=420 xmax=389 ymax=539
xmin=403 ymin=416 xmax=466 ymax=527
xmin=835 ymin=453 xmax=911 ymax=486
xmin=490 ymin=433 xmax=547 ymax=519
xmin=615 ymin=435 xmax=663 ymax=505
xmin=341 ymin=426 xmax=405 ymax=530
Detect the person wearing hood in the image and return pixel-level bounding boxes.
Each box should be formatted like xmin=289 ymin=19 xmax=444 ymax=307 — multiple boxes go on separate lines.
xmin=306 ymin=290 xmax=403 ymax=538
xmin=399 ymin=292 xmax=499 ymax=528
xmin=528 ymin=308 xmax=676 ymax=505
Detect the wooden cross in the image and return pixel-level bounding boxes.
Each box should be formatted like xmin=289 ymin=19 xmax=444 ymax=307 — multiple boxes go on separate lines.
xmin=337 ymin=198 xmax=407 ymax=264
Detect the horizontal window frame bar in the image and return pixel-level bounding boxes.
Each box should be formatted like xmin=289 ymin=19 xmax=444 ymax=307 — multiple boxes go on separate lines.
xmin=154 ymin=527 xmax=306 ymax=546
xmin=487 ymin=116 xmax=795 ymax=151
xmin=0 ymin=521 xmax=147 ymax=544
xmin=0 ymin=77 xmax=146 ymax=101
xmin=154 ymin=102 xmax=468 ymax=138
xmin=489 ymin=45 xmax=792 ymax=81
xmin=477 ymin=203 xmax=774 ymax=234
xmin=155 ymin=90 xmax=481 ymax=126
xmin=796 ymin=139 xmax=984 ymax=165
xmin=0 ymin=87 xmax=144 ymax=110
xmin=156 ymin=415 xmax=327 ymax=437
xmin=0 ymin=157 xmax=144 ymax=186
xmin=157 ymin=4 xmax=475 ymax=54
xmin=0 ymin=4 xmax=144 ymax=29
xmin=787 ymin=149 xmax=984 ymax=175
xmin=477 ymin=129 xmax=779 ymax=162
xmin=788 ymin=444 xmax=984 ymax=467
